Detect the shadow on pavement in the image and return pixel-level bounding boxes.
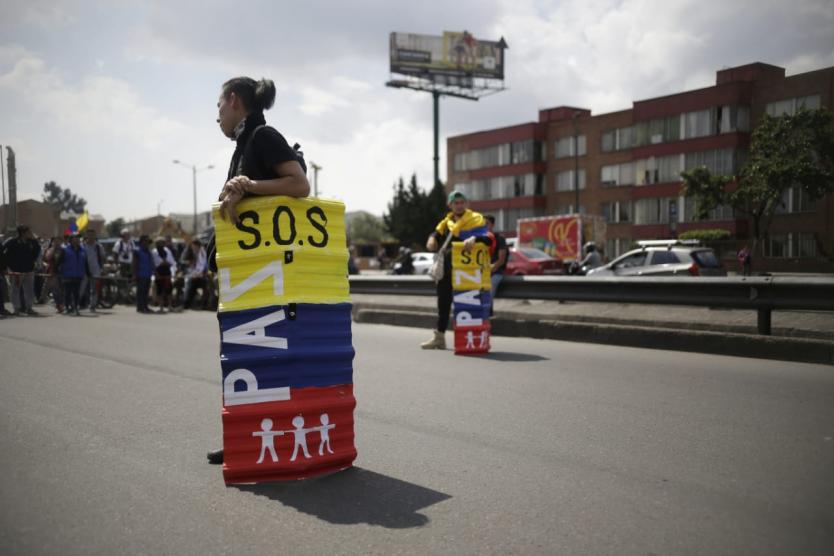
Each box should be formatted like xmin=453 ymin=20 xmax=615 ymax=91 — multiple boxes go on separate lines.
xmin=235 ymin=466 xmax=451 ymax=528
xmin=480 ymin=351 xmax=549 ymax=362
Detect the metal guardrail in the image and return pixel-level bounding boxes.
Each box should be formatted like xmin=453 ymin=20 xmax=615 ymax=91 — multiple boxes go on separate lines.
xmin=349 ymin=275 xmax=834 ymax=336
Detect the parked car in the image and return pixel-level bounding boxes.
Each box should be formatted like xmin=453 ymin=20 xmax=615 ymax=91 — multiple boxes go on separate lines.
xmin=505 ymin=247 xmax=563 ymax=275
xmin=411 ymin=252 xmax=436 ymax=275
xmin=586 ymin=240 xmax=727 ymax=277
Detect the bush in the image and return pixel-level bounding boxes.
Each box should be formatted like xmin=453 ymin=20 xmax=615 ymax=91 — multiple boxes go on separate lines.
xmin=679 ymin=229 xmax=732 ymax=242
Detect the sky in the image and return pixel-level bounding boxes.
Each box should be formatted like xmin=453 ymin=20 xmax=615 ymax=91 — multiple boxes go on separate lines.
xmin=1 ymin=0 xmax=833 ymax=223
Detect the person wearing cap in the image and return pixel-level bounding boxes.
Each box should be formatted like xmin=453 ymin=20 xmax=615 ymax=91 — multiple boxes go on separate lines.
xmin=1 ymin=224 xmax=41 ymax=316
xmin=113 ymin=228 xmax=136 ymax=279
xmin=421 ymin=190 xmax=491 ymax=349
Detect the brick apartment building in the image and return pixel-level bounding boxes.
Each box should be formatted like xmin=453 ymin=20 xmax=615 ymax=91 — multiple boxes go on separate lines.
xmin=447 ymin=62 xmax=834 ymax=272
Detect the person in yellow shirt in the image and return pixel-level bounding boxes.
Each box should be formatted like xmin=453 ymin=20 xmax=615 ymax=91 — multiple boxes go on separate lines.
xmin=421 ymin=191 xmax=491 ymax=349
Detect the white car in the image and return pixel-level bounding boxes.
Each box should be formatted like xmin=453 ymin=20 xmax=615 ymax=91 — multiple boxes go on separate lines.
xmin=411 ymin=252 xmax=436 ymax=275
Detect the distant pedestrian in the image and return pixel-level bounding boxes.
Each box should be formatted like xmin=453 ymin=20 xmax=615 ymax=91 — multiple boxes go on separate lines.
xmin=112 ymin=229 xmax=136 ymax=279
xmin=39 ymin=236 xmax=66 ymax=313
xmin=57 ymin=234 xmax=87 ymax=316
xmin=2 ymin=225 xmax=41 ymax=316
xmin=182 ymin=239 xmax=208 ymax=310
xmin=737 ymin=245 xmax=752 ymax=276
xmin=0 ymin=241 xmax=10 ymax=317
xmin=152 ymin=237 xmax=176 ymax=313
xmin=80 ymin=229 xmax=105 ymax=312
xmin=485 ymin=215 xmax=508 ymax=316
xmin=133 ymin=235 xmax=154 ymax=314
xmin=421 ymin=190 xmax=491 ymax=349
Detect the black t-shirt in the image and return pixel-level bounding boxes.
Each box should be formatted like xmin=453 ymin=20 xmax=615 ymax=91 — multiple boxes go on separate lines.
xmin=228 ymin=113 xmax=297 ymax=182
xmin=491 ymin=233 xmax=508 ymax=274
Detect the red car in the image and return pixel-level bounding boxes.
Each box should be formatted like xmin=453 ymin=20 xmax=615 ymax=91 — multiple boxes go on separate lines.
xmin=505 ymin=247 xmax=563 ymax=275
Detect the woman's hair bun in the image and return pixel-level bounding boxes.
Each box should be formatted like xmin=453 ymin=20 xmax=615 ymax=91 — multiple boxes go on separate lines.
xmin=255 ymin=79 xmax=276 ymax=111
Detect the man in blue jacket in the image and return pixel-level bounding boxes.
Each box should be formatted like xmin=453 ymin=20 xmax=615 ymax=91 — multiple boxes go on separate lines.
xmin=57 ymin=234 xmax=87 ymax=316
xmin=133 ymin=235 xmax=154 ymax=314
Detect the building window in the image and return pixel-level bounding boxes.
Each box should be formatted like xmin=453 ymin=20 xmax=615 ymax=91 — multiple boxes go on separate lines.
xmin=633 ymin=197 xmax=675 ymax=225
xmin=684 ymin=148 xmax=741 ymax=176
xmin=717 ymin=105 xmax=751 ymax=133
xmin=601 ymin=201 xmax=632 ymax=223
xmin=600 ymin=126 xmax=634 ymax=152
xmin=556 ymin=169 xmax=586 ymax=192
xmin=511 ymin=140 xmax=542 ymax=164
xmin=791 ymin=187 xmax=817 ymax=213
xmin=601 ymin=162 xmax=636 ymax=187
xmin=795 ymin=233 xmax=817 ymax=258
xmin=601 ymin=131 xmax=615 ymax=152
xmin=767 ymin=234 xmax=789 ymax=257
xmin=555 ymin=135 xmax=586 ymax=158
xmin=683 ymin=197 xmax=734 ymax=221
xmin=684 ymin=108 xmax=714 ymax=139
xmin=766 ymin=94 xmax=821 ymax=117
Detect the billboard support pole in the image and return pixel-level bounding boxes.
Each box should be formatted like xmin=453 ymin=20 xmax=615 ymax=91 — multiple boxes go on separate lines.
xmin=433 ymin=90 xmax=440 ymax=187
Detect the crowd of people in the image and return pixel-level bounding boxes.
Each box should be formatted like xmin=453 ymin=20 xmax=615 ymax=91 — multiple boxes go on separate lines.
xmin=0 ymin=225 xmax=214 ymax=318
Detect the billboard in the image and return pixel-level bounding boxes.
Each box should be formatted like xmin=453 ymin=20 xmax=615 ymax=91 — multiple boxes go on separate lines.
xmin=517 ymin=215 xmax=607 ymax=262
xmin=390 ymin=31 xmax=506 ymax=80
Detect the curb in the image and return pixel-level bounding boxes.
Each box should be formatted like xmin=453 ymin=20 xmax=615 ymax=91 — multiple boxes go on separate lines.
xmin=353 ymin=306 xmax=834 ymax=366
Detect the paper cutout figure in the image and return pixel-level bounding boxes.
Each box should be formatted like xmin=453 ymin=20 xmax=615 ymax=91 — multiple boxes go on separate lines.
xmin=252 ymin=418 xmax=284 ymax=464
xmin=465 ymin=330 xmax=475 ymax=349
xmin=318 ymin=413 xmax=335 ymax=455
xmin=479 ymin=330 xmax=489 ymax=348
xmin=289 ymin=415 xmax=312 ymax=461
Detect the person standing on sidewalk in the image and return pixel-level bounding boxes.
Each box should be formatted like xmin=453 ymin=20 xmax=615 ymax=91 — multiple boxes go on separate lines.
xmin=206 ymin=76 xmax=311 ymax=466
xmin=113 ymin=229 xmax=136 ymax=279
xmin=57 ymin=234 xmax=87 ymax=316
xmin=485 ymin=215 xmax=508 ymax=317
xmin=737 ymin=245 xmax=752 ymax=277
xmin=81 ymin=229 xmax=105 ymax=312
xmin=0 ymin=241 xmax=10 ymax=317
xmin=152 ymin=237 xmax=176 ymax=313
xmin=2 ymin=225 xmax=41 ymax=316
xmin=182 ymin=239 xmax=207 ymax=310
xmin=421 ymin=190 xmax=491 ymax=349
xmin=133 ymin=235 xmax=154 ymax=314
xmin=39 ymin=236 xmax=66 ymax=313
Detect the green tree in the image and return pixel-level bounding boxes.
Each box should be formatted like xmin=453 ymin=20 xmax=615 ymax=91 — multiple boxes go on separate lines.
xmin=106 ymin=217 xmax=126 ymax=238
xmin=348 ymin=212 xmax=392 ymax=244
xmin=42 ymin=181 xmax=87 ymax=213
xmin=681 ymin=108 xmax=834 ymax=256
xmin=383 ymin=174 xmax=447 ymax=248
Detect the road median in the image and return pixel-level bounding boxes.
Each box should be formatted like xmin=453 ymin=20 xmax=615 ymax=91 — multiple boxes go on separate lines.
xmin=352 ymin=299 xmax=834 ymax=365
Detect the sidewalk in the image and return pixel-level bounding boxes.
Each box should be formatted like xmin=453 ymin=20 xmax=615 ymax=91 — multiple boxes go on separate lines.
xmin=351 ymin=294 xmax=834 ymax=365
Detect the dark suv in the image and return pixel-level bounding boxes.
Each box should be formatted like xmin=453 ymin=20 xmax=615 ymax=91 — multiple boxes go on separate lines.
xmin=586 ymin=240 xmax=726 ymax=277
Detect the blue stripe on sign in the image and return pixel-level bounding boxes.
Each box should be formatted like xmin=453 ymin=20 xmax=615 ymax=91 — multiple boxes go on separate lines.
xmin=457 ymin=225 xmax=488 ymax=240
xmin=454 ymin=304 xmax=490 ymax=321
xmin=219 ymin=303 xmax=354 ymax=390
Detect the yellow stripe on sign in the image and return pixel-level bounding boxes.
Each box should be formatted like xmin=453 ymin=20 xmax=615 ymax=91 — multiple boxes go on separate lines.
xmin=451 ymin=242 xmax=491 ymax=291
xmin=212 ymin=196 xmax=349 ymax=312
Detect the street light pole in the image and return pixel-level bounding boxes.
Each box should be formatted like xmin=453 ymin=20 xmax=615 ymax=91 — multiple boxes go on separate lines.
xmin=310 ymin=162 xmax=322 ymax=197
xmin=173 ymin=160 xmax=214 ymax=235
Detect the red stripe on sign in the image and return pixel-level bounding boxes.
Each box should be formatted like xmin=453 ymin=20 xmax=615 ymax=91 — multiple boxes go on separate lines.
xmin=222 ymin=384 xmax=357 ymax=484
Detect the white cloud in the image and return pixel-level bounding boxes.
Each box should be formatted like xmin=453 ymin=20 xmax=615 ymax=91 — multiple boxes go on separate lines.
xmin=0 ymin=48 xmax=187 ymax=150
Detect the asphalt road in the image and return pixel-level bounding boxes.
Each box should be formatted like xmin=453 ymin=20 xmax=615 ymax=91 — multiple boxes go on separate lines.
xmin=1 ymin=307 xmax=832 ymax=555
